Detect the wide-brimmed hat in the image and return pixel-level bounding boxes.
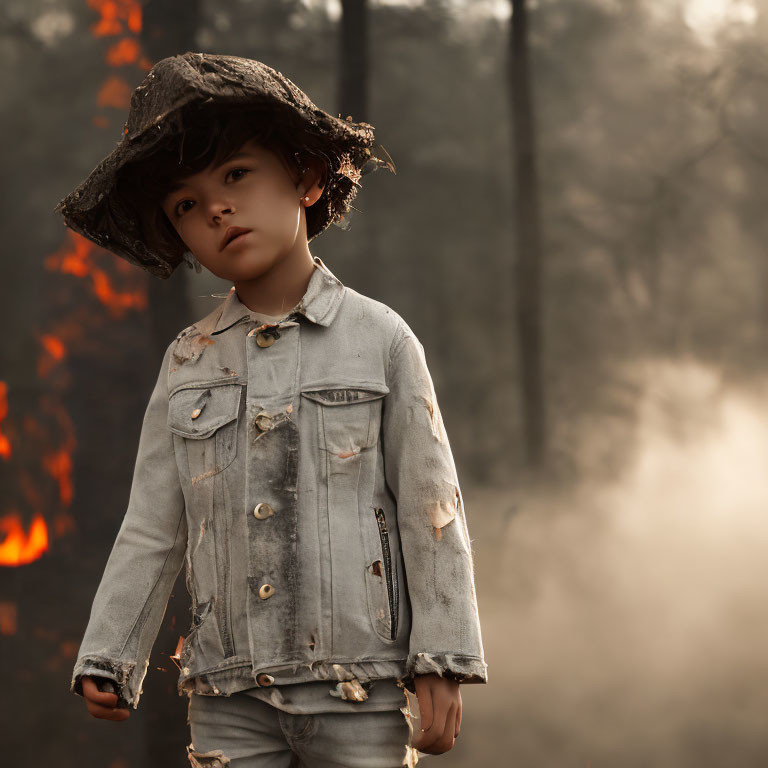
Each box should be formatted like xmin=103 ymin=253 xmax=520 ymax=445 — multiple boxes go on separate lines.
xmin=53 ymin=52 xmax=395 ymax=278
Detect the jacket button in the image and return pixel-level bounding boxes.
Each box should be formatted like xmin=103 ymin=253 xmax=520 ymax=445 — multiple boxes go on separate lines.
xmin=255 ymin=413 xmax=273 ymax=431
xmin=255 ymin=332 xmax=275 ymax=348
xmin=253 ymin=502 xmax=275 ymax=519
xmin=259 ymin=583 xmax=275 ymax=599
xmin=191 ymin=408 xmax=202 ymax=419
xmin=256 ymin=673 xmax=275 ymax=686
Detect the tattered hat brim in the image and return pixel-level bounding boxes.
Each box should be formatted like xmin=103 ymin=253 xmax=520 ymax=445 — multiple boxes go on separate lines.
xmin=53 ymin=52 xmax=395 ymax=278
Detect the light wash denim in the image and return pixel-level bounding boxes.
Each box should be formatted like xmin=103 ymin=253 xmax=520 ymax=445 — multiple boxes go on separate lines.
xmin=186 ymin=688 xmax=416 ymax=768
xmin=70 ymin=255 xmax=487 ymax=712
xmin=241 ymin=677 xmax=407 ymax=715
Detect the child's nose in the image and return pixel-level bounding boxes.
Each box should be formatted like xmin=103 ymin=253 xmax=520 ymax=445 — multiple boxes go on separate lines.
xmin=211 ymin=204 xmax=235 ymax=223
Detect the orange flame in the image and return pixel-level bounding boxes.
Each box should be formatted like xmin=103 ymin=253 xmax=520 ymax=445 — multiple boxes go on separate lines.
xmin=53 ymin=512 xmax=76 ymax=537
xmin=44 ymin=448 xmax=74 ymax=507
xmin=40 ymin=335 xmax=66 ymax=362
xmin=0 ymin=602 xmax=17 ymax=635
xmin=16 ymin=0 xmax=154 ymax=570
xmin=38 ymin=335 xmax=67 ymax=379
xmin=97 ymin=75 xmax=133 ymax=109
xmin=106 ymin=37 xmax=140 ymax=66
xmin=88 ymin=0 xmax=142 ymax=38
xmin=0 ymin=512 xmax=49 ymax=566
xmin=18 ymin=399 xmax=77 ymax=513
xmin=40 ymin=397 xmax=76 ymax=507
xmin=45 ymin=231 xmax=147 ymax=317
xmin=0 ymin=382 xmax=10 ymax=459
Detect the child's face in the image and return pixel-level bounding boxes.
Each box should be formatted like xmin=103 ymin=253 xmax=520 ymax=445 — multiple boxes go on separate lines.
xmin=160 ymin=138 xmax=322 ymax=282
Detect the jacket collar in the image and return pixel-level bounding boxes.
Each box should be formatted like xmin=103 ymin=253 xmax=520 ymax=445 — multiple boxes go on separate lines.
xmin=211 ymin=255 xmax=345 ymax=335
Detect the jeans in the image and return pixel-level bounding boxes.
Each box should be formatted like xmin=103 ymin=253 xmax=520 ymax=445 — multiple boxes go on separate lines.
xmin=187 ymin=689 xmax=420 ymax=768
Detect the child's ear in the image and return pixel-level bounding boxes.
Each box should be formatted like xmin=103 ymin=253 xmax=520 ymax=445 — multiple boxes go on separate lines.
xmin=312 ymin=160 xmax=328 ymax=192
xmin=294 ymin=154 xmax=327 ymax=200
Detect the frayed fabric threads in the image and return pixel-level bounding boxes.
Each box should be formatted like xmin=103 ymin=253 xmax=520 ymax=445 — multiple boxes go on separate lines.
xmin=183 ymin=250 xmax=203 ymax=273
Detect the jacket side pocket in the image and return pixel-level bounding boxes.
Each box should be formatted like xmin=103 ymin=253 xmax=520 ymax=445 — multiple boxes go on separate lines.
xmin=359 ymin=504 xmax=400 ymax=644
xmin=374 ymin=508 xmax=399 ymax=640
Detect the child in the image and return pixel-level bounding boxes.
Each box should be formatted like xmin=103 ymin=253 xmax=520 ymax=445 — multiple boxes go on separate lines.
xmin=55 ymin=52 xmax=487 ymax=767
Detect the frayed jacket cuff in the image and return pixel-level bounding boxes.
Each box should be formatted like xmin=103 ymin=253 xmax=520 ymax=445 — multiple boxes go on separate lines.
xmin=71 ymin=656 xmax=141 ymax=709
xmin=398 ymin=652 xmax=488 ymax=693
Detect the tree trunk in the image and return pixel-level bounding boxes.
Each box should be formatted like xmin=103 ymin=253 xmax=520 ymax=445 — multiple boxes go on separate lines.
xmin=338 ymin=1 xmax=382 ymax=287
xmin=509 ymin=0 xmax=546 ymax=468
xmin=339 ymin=0 xmax=369 ymax=123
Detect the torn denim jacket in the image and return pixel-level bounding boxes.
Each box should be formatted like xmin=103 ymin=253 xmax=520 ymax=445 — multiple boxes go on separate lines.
xmin=70 ymin=256 xmax=487 ymax=709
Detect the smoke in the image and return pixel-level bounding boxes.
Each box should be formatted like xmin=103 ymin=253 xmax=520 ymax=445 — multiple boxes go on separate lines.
xmin=458 ymin=357 xmax=768 ymax=766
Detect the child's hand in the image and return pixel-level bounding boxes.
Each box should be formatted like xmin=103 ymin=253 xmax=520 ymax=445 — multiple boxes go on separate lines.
xmin=411 ymin=673 xmax=461 ymax=754
xmin=81 ymin=676 xmax=131 ymax=721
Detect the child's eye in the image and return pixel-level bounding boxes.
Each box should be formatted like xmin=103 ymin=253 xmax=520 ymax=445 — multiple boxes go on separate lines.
xmin=227 ymin=168 xmax=249 ymax=182
xmin=175 ymin=200 xmax=194 ymax=216
xmin=173 ymin=169 xmax=248 ymax=217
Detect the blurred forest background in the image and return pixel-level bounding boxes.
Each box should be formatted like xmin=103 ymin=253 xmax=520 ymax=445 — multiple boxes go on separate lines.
xmin=2 ymin=0 xmax=768 ymax=765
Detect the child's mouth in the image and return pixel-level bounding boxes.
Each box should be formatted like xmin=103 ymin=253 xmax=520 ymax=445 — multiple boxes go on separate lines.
xmin=222 ymin=229 xmax=253 ymax=250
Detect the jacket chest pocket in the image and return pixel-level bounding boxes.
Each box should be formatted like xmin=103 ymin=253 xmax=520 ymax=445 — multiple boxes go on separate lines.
xmin=301 ymin=385 xmax=389 ymax=455
xmin=167 ymin=384 xmax=243 ymax=481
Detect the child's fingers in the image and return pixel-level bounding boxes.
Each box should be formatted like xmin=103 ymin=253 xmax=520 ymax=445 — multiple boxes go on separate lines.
xmin=81 ymin=677 xmax=131 ymax=720
xmin=455 ymin=691 xmax=462 ymax=737
xmin=414 ymin=678 xmax=434 ymax=732
xmin=85 ymin=697 xmax=131 ymax=720
xmin=437 ymin=701 xmax=457 ymax=752
xmin=418 ymin=701 xmax=456 ymax=754
xmin=82 ymin=677 xmax=120 ymax=705
xmin=416 ymin=699 xmax=450 ymax=752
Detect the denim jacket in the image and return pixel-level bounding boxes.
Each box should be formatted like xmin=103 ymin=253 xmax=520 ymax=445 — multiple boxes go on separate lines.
xmin=70 ymin=256 xmax=487 ymax=709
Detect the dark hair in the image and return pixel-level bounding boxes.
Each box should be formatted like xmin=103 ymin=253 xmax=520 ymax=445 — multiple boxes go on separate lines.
xmin=114 ymin=100 xmax=330 ymax=262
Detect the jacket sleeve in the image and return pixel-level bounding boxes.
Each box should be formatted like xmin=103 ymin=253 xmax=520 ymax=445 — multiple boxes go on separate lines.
xmin=70 ymin=339 xmax=187 ymax=709
xmin=381 ymin=319 xmax=488 ymax=690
